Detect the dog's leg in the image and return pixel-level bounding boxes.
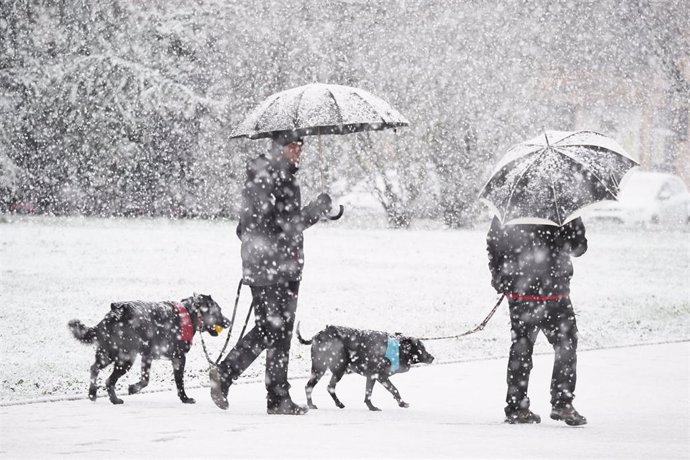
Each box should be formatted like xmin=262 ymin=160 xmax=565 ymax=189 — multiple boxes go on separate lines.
xmin=105 ymin=360 xmax=133 ymax=405
xmin=172 ymin=356 xmax=195 ymax=404
xmin=377 ymin=376 xmax=409 ymax=408
xmin=364 ymin=376 xmax=381 ymax=411
xmin=89 ymin=347 xmax=112 ymax=401
xmin=306 ymin=366 xmax=327 ymax=409
xmin=327 ymin=368 xmax=346 ymax=409
xmin=128 ymin=355 xmax=152 ymax=395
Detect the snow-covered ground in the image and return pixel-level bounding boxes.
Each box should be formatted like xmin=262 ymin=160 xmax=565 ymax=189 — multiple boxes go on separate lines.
xmin=0 ymin=215 xmax=688 ymax=458
xmin=1 ymin=342 xmax=687 ymax=458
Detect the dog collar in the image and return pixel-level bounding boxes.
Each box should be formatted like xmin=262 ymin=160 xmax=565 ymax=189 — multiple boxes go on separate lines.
xmin=174 ymin=303 xmax=194 ymax=343
xmin=385 ymin=337 xmax=400 ymax=373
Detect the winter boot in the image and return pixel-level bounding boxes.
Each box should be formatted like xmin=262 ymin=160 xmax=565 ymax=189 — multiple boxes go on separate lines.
xmin=209 ymin=366 xmax=231 ymax=410
xmin=267 ymin=393 xmax=309 ymax=415
xmin=504 ymin=407 xmax=541 ymax=424
xmin=550 ymin=404 xmax=587 ymax=426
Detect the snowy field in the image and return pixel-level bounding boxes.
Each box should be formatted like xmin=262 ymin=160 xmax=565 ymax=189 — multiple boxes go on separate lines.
xmin=0 ymin=215 xmax=689 ymax=458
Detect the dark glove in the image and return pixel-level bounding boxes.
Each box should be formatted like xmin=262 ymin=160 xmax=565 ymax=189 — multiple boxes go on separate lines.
xmin=491 ymin=277 xmax=506 ymax=294
xmin=314 ymin=193 xmax=333 ymax=215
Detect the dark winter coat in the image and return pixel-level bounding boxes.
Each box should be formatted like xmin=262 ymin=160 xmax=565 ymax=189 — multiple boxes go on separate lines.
xmin=486 ymin=216 xmax=587 ymax=296
xmin=236 ymin=149 xmax=326 ymax=286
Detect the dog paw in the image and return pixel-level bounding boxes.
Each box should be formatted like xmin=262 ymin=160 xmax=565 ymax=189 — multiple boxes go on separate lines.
xmin=308 ymin=404 xmax=318 ymax=410
xmin=181 ymin=397 xmax=196 ymax=404
xmin=399 ymin=401 xmax=410 ymax=408
xmin=336 ymin=402 xmax=345 ymax=409
xmin=365 ymin=402 xmax=381 ymax=411
xmin=110 ymin=397 xmax=124 ymax=405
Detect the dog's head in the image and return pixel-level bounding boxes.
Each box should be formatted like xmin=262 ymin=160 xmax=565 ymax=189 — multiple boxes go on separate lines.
xmin=399 ymin=336 xmax=435 ymax=366
xmin=187 ymin=294 xmax=231 ymax=336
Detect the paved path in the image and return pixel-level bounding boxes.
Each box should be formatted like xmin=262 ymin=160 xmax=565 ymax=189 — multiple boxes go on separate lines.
xmin=1 ymin=342 xmax=688 ymax=459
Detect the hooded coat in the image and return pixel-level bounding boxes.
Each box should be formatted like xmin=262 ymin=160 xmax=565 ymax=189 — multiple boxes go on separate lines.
xmin=486 ymin=216 xmax=587 ymax=296
xmin=236 ymin=145 xmax=325 ymax=286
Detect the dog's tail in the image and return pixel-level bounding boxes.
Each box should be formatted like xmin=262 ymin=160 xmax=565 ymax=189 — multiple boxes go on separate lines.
xmin=295 ymin=322 xmax=312 ymax=345
xmin=68 ymin=320 xmax=97 ymax=344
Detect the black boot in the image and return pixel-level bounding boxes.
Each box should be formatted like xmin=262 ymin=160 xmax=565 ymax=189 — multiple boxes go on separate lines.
xmin=551 ymin=404 xmax=587 ymax=426
xmin=267 ymin=393 xmax=309 ymax=415
xmin=505 ymin=407 xmax=541 ymax=424
xmin=209 ymin=367 xmax=231 ymax=410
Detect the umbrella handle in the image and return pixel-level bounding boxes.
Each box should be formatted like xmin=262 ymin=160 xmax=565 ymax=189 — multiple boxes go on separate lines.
xmin=326 ymin=205 xmax=344 ymax=221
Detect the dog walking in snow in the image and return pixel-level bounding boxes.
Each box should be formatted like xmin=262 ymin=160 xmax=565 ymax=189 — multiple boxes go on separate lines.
xmin=69 ymin=294 xmax=230 ymax=405
xmin=297 ymin=324 xmax=434 ymax=411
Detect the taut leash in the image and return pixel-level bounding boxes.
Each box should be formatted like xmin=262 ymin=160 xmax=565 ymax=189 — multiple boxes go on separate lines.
xmin=419 ymin=294 xmax=505 ymax=341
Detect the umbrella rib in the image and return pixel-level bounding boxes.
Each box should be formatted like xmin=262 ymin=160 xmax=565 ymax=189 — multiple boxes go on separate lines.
xmin=552 ymin=146 xmax=619 ymax=199
xmin=553 ymin=131 xmax=636 ymax=162
xmin=324 ymin=87 xmax=344 ymax=127
xmin=503 ymin=149 xmax=546 ymax=217
xmin=253 ymin=95 xmax=282 ymax=133
xmin=549 ymin=172 xmax=562 ymax=225
xmin=292 ymin=88 xmax=307 ymax=129
xmin=350 ymin=90 xmax=386 ymax=125
xmin=555 ymin=130 xmax=608 ymax=147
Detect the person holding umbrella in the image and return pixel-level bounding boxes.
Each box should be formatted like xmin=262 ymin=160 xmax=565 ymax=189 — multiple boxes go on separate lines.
xmin=487 ymin=216 xmax=588 ymax=425
xmin=214 ymin=83 xmax=409 ymax=414
xmin=480 ymin=130 xmax=638 ymax=426
xmin=210 ymin=131 xmax=333 ymax=415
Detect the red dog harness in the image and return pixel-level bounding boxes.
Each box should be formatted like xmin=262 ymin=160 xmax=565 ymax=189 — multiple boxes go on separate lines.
xmin=505 ymin=293 xmax=569 ymax=301
xmin=173 ymin=303 xmax=195 ymax=343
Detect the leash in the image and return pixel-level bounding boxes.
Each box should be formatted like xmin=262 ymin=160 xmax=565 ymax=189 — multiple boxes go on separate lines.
xmin=419 ymin=294 xmax=505 ymax=341
xmin=199 ymin=279 xmax=244 ymax=367
xmin=236 ymin=292 xmax=254 ymax=340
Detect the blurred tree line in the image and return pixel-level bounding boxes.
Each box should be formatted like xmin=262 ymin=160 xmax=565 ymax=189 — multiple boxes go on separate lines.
xmin=0 ymin=0 xmax=687 ymax=226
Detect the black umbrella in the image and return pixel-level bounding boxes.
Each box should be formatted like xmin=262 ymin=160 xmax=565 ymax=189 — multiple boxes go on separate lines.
xmin=479 ymin=130 xmax=639 ymax=226
xmin=230 ymin=83 xmax=409 ymax=140
xmin=231 ymin=83 xmax=410 ymax=220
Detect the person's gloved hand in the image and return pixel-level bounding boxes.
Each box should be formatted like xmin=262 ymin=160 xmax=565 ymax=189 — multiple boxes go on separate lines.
xmin=314 ymin=192 xmax=333 ymax=215
xmin=491 ymin=277 xmax=505 ymax=294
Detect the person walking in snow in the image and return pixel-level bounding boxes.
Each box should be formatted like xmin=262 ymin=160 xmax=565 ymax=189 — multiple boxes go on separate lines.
xmin=487 ymin=216 xmax=588 ymax=426
xmin=210 ymin=131 xmax=333 ymax=415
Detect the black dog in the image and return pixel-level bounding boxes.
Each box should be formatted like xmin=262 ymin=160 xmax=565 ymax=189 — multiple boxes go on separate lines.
xmin=297 ymin=324 xmax=435 ymax=411
xmin=69 ymin=294 xmax=230 ymax=405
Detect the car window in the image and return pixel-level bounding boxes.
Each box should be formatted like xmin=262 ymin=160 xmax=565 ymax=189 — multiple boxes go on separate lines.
xmin=668 ymin=178 xmax=687 ymax=194
xmin=657 ymin=183 xmax=674 ymax=200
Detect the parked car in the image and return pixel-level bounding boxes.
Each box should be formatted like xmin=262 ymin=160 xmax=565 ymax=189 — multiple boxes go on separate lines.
xmin=585 ymin=170 xmax=690 ymax=226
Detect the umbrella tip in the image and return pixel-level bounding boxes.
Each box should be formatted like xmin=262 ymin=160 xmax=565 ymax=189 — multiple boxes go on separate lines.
xmin=543 ymin=128 xmax=550 ymax=147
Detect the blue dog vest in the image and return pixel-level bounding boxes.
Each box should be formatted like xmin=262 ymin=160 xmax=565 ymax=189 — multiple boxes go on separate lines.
xmin=385 ymin=337 xmax=400 ymax=373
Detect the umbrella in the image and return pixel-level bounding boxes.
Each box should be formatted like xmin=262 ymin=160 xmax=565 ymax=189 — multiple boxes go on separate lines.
xmin=479 ymin=130 xmax=639 ymax=226
xmin=230 ymin=83 xmax=409 ymax=140
xmin=231 ymin=83 xmax=409 ymax=220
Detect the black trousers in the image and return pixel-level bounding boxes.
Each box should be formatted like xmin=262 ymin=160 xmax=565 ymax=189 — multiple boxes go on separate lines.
xmin=505 ymin=297 xmax=578 ymax=411
xmin=219 ymin=280 xmax=300 ymax=399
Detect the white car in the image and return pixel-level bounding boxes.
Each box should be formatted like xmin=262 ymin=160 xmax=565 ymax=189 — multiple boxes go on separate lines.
xmin=585 ymin=170 xmax=690 ymax=226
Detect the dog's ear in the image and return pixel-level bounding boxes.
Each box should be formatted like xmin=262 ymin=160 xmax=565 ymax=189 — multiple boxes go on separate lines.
xmin=399 ymin=337 xmax=415 ymax=352
xmin=200 ymin=294 xmax=216 ymax=304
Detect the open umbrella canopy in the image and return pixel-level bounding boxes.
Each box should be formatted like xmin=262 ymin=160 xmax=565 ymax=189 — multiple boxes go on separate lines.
xmin=479 ymin=130 xmax=639 ymax=226
xmin=230 ymin=83 xmax=409 ymax=140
